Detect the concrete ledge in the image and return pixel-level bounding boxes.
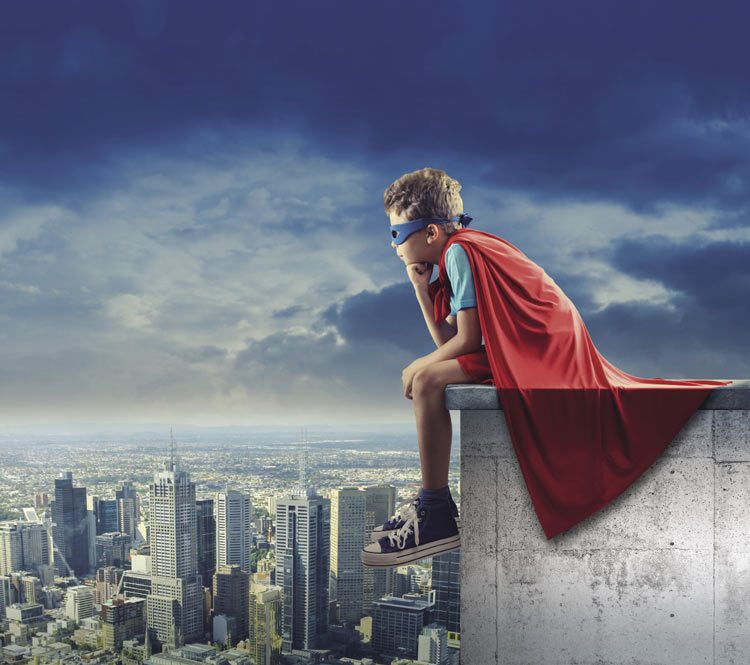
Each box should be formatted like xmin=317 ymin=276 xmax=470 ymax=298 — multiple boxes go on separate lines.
xmin=454 ymin=379 xmax=750 ymax=664
xmin=446 ymin=379 xmax=749 ymax=411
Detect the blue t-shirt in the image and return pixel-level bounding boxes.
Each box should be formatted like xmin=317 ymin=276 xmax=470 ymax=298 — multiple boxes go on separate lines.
xmin=445 ymin=243 xmax=477 ymax=316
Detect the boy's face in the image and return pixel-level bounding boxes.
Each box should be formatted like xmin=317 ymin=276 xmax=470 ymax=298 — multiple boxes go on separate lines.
xmin=389 ymin=210 xmax=439 ymax=265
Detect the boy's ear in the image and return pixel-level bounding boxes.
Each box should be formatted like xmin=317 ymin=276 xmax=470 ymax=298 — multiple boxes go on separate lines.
xmin=425 ymin=223 xmax=440 ymax=243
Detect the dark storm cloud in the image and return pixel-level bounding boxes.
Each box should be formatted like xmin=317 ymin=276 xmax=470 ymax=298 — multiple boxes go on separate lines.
xmin=608 ymin=235 xmax=750 ymax=311
xmin=322 ymin=282 xmax=434 ymax=357
xmin=580 ymin=235 xmax=750 ymax=378
xmin=3 ymin=1 xmax=750 ymax=214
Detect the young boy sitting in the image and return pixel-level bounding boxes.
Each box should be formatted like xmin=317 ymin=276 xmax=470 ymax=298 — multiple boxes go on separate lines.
xmin=361 ymin=167 xmax=730 ymax=568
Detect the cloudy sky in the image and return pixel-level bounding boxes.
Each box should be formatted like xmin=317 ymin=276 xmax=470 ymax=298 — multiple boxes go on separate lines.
xmin=1 ymin=1 xmax=748 ymax=428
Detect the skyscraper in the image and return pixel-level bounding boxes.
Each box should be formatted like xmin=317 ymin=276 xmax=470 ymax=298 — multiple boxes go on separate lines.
xmin=215 ymin=490 xmax=252 ymax=574
xmin=145 ymin=444 xmax=203 ymax=650
xmin=329 ymin=487 xmax=366 ymax=624
xmin=102 ymin=597 xmax=145 ymax=651
xmin=88 ymin=496 xmax=119 ymax=535
xmin=372 ymin=591 xmax=436 ymax=659
xmin=116 ymin=482 xmax=139 ymax=542
xmin=248 ymin=582 xmax=283 ymax=665
xmin=195 ymin=498 xmax=216 ymax=588
xmin=51 ymin=472 xmax=90 ymax=576
xmin=431 ymin=550 xmax=460 ymax=634
xmin=363 ymin=485 xmax=397 ymax=613
xmin=212 ymin=564 xmax=249 ymax=644
xmin=274 ymin=490 xmax=330 ymax=651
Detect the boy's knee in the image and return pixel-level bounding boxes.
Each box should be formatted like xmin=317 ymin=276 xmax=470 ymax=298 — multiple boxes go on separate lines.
xmin=412 ymin=366 xmax=445 ymax=399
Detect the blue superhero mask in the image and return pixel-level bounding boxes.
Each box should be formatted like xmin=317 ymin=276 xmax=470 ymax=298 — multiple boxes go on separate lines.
xmin=390 ymin=214 xmax=472 ymax=245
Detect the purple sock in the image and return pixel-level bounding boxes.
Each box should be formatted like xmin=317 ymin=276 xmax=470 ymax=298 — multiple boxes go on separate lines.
xmin=419 ymin=485 xmax=450 ymax=506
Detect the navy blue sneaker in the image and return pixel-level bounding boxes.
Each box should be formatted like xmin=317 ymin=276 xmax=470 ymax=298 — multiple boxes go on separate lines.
xmin=370 ymin=493 xmax=460 ymax=542
xmin=361 ymin=497 xmax=460 ymax=568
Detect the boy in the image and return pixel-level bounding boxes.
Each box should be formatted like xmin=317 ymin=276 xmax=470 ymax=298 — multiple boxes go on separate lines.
xmin=361 ymin=167 xmax=730 ymax=568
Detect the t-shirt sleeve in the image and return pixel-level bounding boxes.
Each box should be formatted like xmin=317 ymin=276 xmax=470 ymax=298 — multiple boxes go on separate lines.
xmin=445 ymin=243 xmax=477 ymax=316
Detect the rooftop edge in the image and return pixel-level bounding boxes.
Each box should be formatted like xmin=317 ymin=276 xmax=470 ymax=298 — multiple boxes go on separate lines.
xmin=445 ymin=380 xmax=750 ymax=411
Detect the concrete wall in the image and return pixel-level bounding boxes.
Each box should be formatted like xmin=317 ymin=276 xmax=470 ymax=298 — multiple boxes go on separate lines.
xmin=447 ymin=381 xmax=750 ymax=665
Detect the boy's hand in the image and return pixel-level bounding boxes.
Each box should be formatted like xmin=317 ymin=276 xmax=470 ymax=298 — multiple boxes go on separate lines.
xmin=406 ymin=262 xmax=433 ymax=290
xmin=402 ymin=358 xmax=427 ymax=400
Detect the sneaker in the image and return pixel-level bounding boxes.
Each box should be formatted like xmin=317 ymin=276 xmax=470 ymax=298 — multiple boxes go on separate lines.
xmin=370 ymin=493 xmax=460 ymax=542
xmin=361 ymin=497 xmax=460 ymax=568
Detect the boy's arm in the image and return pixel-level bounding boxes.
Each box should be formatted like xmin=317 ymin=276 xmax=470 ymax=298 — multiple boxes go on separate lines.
xmin=402 ymin=307 xmax=482 ymax=398
xmin=413 ymin=284 xmax=457 ymax=347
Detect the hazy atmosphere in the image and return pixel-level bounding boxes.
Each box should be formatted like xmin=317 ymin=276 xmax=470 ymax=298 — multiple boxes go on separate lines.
xmin=2 ymin=1 xmax=748 ymax=427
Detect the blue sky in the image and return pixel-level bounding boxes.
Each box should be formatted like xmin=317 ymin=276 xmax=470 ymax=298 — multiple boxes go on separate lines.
xmin=1 ymin=1 xmax=748 ymax=426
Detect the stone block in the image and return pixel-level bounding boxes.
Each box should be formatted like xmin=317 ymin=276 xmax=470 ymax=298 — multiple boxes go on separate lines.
xmin=461 ymin=548 xmax=497 ymax=664
xmin=495 ymin=549 xmax=713 ymax=665
xmin=713 ymin=410 xmax=750 ymax=462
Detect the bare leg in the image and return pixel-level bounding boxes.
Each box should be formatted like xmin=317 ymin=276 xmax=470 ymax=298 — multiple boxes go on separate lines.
xmin=411 ymin=359 xmax=474 ymax=490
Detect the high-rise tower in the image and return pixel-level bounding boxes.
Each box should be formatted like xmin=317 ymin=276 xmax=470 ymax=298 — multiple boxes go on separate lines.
xmin=144 ymin=435 xmax=203 ymax=650
xmin=363 ymin=485 xmax=397 ymax=613
xmin=195 ymin=498 xmax=216 ymax=588
xmin=329 ymin=487 xmax=366 ymax=624
xmin=116 ymin=482 xmax=139 ymax=542
xmin=51 ymin=472 xmax=90 ymax=576
xmin=215 ymin=490 xmax=252 ymax=574
xmin=274 ymin=454 xmax=330 ymax=652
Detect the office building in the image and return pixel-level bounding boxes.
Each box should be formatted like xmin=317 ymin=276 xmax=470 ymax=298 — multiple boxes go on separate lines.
xmin=329 ymin=487 xmax=366 ymax=624
xmin=431 ymin=550 xmax=460 ymax=633
xmin=195 ymin=499 xmax=216 ymax=587
xmin=0 ymin=575 xmax=14 ymax=617
xmin=101 ymin=597 xmax=145 ymax=650
xmin=0 ymin=521 xmax=51 ymax=577
xmin=116 ymin=482 xmax=139 ymax=542
xmin=363 ymin=485 xmax=397 ymax=613
xmin=65 ymin=585 xmax=94 ymax=622
xmin=20 ymin=575 xmax=43 ymax=605
xmin=274 ymin=490 xmax=330 ymax=651
xmin=95 ymin=566 xmax=123 ymax=604
xmin=51 ymin=472 xmax=90 ymax=576
xmin=418 ymin=623 xmax=449 ymax=664
xmin=248 ymin=582 xmax=282 ymax=665
xmin=145 ymin=448 xmax=203 ymax=650
xmin=215 ymin=491 xmax=252 ymax=574
xmin=371 ymin=591 xmax=436 ymax=659
xmin=96 ymin=532 xmax=131 ymax=568
xmin=89 ymin=497 xmax=119 ymax=536
xmin=212 ymin=564 xmax=249 ymax=644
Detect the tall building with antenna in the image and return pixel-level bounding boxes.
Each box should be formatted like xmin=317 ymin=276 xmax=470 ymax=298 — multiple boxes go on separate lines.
xmin=143 ymin=430 xmax=203 ymax=650
xmin=274 ymin=442 xmax=330 ymax=651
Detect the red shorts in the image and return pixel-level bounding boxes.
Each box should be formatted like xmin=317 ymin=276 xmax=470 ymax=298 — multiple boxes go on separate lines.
xmin=456 ymin=347 xmax=495 ymax=384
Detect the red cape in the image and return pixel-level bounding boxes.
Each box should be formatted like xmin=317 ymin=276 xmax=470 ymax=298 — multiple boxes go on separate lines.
xmin=431 ymin=229 xmax=731 ymax=539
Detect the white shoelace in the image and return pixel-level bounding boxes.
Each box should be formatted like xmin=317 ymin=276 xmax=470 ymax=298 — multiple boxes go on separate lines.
xmin=385 ymin=496 xmax=418 ymax=527
xmin=387 ymin=502 xmax=420 ymax=550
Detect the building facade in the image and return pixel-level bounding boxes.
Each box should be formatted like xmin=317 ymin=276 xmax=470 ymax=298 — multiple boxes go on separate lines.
xmin=212 ymin=564 xmax=249 ymax=644
xmin=51 ymin=472 xmax=90 ymax=576
xmin=371 ymin=591 xmax=436 ymax=659
xmin=248 ymin=582 xmax=283 ymax=665
xmin=145 ymin=455 xmax=203 ymax=650
xmin=195 ymin=498 xmax=216 ymax=589
xmin=363 ymin=485 xmax=397 ymax=613
xmin=329 ymin=487 xmax=366 ymax=624
xmin=101 ymin=597 xmax=145 ymax=650
xmin=274 ymin=491 xmax=330 ymax=651
xmin=431 ymin=550 xmax=460 ymax=634
xmin=215 ymin=491 xmax=252 ymax=574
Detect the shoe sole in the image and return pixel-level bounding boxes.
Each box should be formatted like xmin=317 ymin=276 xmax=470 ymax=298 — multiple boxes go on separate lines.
xmin=370 ymin=517 xmax=460 ymax=542
xmin=361 ymin=534 xmax=461 ymax=568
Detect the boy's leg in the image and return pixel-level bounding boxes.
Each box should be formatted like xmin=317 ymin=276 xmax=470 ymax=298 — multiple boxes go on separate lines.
xmin=411 ymin=358 xmax=474 ymax=490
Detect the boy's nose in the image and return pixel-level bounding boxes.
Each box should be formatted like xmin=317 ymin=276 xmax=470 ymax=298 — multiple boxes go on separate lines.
xmin=391 ymin=241 xmax=397 ymax=249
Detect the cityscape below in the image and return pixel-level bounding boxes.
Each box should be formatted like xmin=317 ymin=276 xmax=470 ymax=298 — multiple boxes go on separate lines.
xmin=0 ymin=428 xmax=461 ymax=665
